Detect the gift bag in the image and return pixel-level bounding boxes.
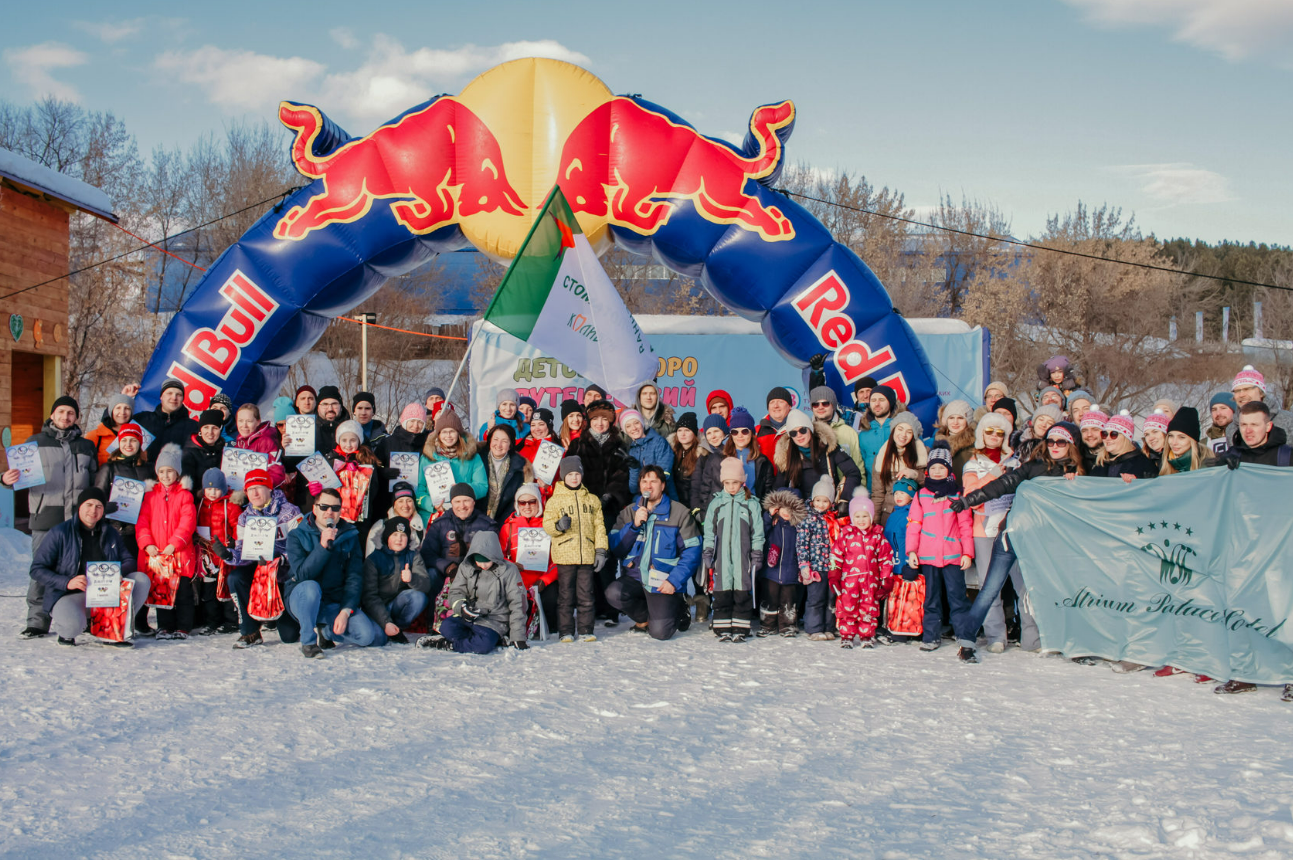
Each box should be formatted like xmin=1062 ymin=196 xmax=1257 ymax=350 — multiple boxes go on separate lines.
xmin=885 ymin=574 xmax=925 ymax=637
xmin=145 ymin=554 xmax=180 ymax=608
xmin=247 ymin=558 xmax=283 ymax=621
xmin=89 ymin=578 xmax=135 ymax=642
xmin=199 ymin=546 xmax=233 ymax=601
xmin=336 ymin=464 xmax=373 ymax=524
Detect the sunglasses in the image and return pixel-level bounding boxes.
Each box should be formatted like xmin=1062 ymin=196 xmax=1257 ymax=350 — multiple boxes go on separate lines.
xmin=315 ymin=503 xmax=341 ymax=512
xmin=790 ymin=427 xmax=812 ymax=437
xmin=983 ymin=429 xmax=1006 ymax=437
xmin=731 ymin=428 xmax=752 ymax=436
xmin=1101 ymin=431 xmax=1120 ymax=439
xmin=811 ymin=400 xmax=833 ymax=408
xmin=518 ymin=499 xmax=540 ymax=506
xmin=1046 ymin=441 xmax=1069 ymax=448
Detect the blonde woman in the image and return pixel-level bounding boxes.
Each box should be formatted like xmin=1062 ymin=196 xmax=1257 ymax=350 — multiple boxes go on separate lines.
xmin=1159 ymin=407 xmax=1215 ymax=474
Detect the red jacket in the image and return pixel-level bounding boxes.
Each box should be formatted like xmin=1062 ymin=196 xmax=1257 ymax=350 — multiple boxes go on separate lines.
xmin=499 ymin=511 xmax=558 ymax=591
xmin=756 ymin=418 xmax=780 ymax=463
xmin=137 ymin=479 xmax=198 ymax=578
xmin=234 ymin=421 xmax=286 ymax=488
xmin=198 ymin=493 xmax=243 ymax=546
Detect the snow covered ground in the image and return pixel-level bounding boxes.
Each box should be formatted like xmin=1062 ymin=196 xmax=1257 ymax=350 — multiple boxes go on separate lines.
xmin=1 ymin=529 xmax=1291 ymax=859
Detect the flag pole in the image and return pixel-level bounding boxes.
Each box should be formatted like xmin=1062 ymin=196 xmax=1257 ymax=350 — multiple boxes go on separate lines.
xmin=444 ymin=335 xmax=472 ymax=404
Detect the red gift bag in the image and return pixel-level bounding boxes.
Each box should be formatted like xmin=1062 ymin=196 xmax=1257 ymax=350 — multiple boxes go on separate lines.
xmin=885 ymin=574 xmax=925 ymax=638
xmin=336 ymin=464 xmax=373 ymax=524
xmin=200 ymin=546 xmax=233 ymax=602
xmin=146 ymin=554 xmax=180 ymax=608
xmin=89 ymin=578 xmax=135 ymax=642
xmin=247 ymin=558 xmax=284 ymax=621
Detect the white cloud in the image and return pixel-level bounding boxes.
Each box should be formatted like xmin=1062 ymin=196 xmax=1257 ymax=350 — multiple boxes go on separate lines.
xmin=1064 ymin=0 xmax=1293 ymax=66
xmin=330 ymin=28 xmax=359 ymax=50
xmin=3 ymin=42 xmax=89 ymax=101
xmin=73 ymin=19 xmax=144 ymax=43
xmin=155 ymin=46 xmax=326 ymax=110
xmin=1111 ymin=163 xmax=1235 ymax=206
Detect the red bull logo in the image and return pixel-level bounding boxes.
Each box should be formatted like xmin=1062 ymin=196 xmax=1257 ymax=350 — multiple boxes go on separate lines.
xmin=793 ymin=269 xmax=908 ymax=401
xmin=274 ymin=98 xmax=527 ymax=241
xmin=558 ymin=98 xmax=797 ymax=242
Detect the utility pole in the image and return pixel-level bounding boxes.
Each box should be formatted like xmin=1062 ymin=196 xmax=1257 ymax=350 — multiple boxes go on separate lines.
xmin=356 ymin=313 xmax=377 ymax=391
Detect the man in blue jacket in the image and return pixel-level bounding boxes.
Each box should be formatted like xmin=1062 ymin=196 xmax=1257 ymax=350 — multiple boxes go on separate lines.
xmin=607 ymin=466 xmax=702 ymax=640
xmin=30 ymin=487 xmax=145 ymax=646
xmin=286 ymin=487 xmax=380 ymax=658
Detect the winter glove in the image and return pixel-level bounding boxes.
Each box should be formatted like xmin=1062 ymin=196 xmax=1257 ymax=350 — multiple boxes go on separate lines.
xmin=748 ymin=550 xmax=764 ymax=572
xmin=594 ymin=549 xmax=608 ymax=572
xmin=1224 ymin=449 xmax=1242 ymax=470
xmin=809 ymin=352 xmax=826 ymax=371
xmin=213 ymin=540 xmax=232 ymax=561
xmin=512 ymin=640 xmax=529 ymax=651
xmin=949 ymin=498 xmax=967 ymax=513
xmin=626 ymin=456 xmax=641 ymax=468
xmin=459 ymin=601 xmax=482 ymax=622
xmin=556 ymin=514 xmax=572 ymax=533
xmin=701 ymin=548 xmax=715 ymax=572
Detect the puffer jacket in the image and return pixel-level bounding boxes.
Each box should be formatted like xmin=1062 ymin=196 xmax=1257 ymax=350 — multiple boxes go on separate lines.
xmin=29 ymin=517 xmax=136 ymax=613
xmin=500 ymin=511 xmax=559 ymax=591
xmin=772 ymin=420 xmax=864 ymax=512
xmin=695 ymin=444 xmax=774 ymax=514
xmin=85 ymin=411 xmax=124 ymax=466
xmin=197 ymin=492 xmax=244 ymax=548
xmin=181 ymin=432 xmax=224 ymax=495
xmin=1091 ymin=448 xmax=1157 ymax=480
xmin=627 ymin=427 xmax=677 ymax=499
xmin=905 ymin=486 xmax=974 ymax=567
xmin=796 ymin=507 xmax=832 ymax=581
xmin=135 ymin=477 xmax=198 ymax=578
xmin=565 ymin=430 xmax=632 ymax=529
xmin=759 ymin=489 xmax=806 ymax=586
xmin=233 ymin=421 xmax=286 ymax=488
xmin=828 ymin=413 xmax=866 ymax=478
xmin=366 ymin=507 xmax=426 ymax=556
xmin=543 ymin=482 xmax=607 ymax=565
xmin=446 ymin=531 xmax=527 ymax=643
xmin=702 ymin=488 xmax=764 ymax=592
xmin=375 ymin=423 xmax=428 ymax=463
xmin=610 ymin=494 xmax=703 ymax=593
xmin=361 ymin=545 xmax=430 ymax=627
xmin=22 ymin=420 xmax=98 ymax=533
xmin=420 ymin=507 xmax=497 ymax=576
xmin=856 ymin=415 xmax=893 ymax=489
xmin=135 ymin=405 xmax=198 ymax=462
xmin=829 ymin=522 xmax=894 ymax=590
xmin=285 ymin=514 xmax=363 ymax=609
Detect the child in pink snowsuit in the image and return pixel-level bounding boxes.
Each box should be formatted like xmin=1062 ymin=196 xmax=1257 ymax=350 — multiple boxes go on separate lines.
xmin=829 ymin=493 xmax=894 ymax=649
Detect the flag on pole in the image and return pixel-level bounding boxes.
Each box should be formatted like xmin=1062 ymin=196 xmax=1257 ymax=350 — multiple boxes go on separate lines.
xmin=481 ymin=186 xmax=656 ymax=398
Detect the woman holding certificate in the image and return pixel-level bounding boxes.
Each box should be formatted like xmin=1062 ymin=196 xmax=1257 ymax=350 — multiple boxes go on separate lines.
xmin=415 ymin=408 xmax=487 ymax=523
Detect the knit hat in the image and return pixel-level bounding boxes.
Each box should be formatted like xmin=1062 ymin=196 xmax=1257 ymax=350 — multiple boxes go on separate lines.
xmin=585 ymin=400 xmax=616 ymax=421
xmin=334 ymin=420 xmax=363 ymax=445
xmin=808 ymin=386 xmax=837 ymax=409
xmin=515 ymin=482 xmax=543 ymax=515
xmin=1166 ymin=406 xmax=1202 ymax=440
xmin=1046 ymin=422 xmax=1078 ymax=446
xmin=560 ymin=398 xmax=584 ymax=419
xmin=810 ymin=475 xmax=835 ymax=502
xmin=719 ymin=456 xmax=746 ymax=484
xmin=496 ymin=388 xmax=519 ymax=407
xmin=942 ymin=399 xmax=974 ymax=421
xmin=766 ymin=386 xmax=794 ymax=407
xmin=51 ymin=395 xmax=80 ymax=417
xmin=399 ymin=402 xmax=427 ymax=426
xmin=449 ymin=482 xmax=475 ymax=501
xmin=994 ymin=397 xmax=1018 ymax=424
xmin=892 ymin=477 xmax=918 ymax=498
xmin=1233 ymin=365 xmax=1266 ymax=393
xmin=1066 ymin=389 xmax=1094 ymax=410
xmin=244 ymin=469 xmax=273 ymax=491
xmin=518 ymin=395 xmax=537 ymax=410
xmin=619 ymin=409 xmax=645 ymax=431
xmin=1142 ymin=412 xmax=1170 ymax=435
xmin=984 ymin=380 xmax=1009 ymax=399
xmin=391 ymin=481 xmax=415 ymax=501
xmin=210 ymin=393 xmax=234 ymax=411
xmin=871 ymin=385 xmax=897 ymax=414
xmin=295 ymin=384 xmax=317 ymax=401
xmin=532 ymin=407 xmax=555 ymax=430
xmin=159 ymin=378 xmax=185 ymax=396
xmin=1079 ymin=407 xmax=1108 ymax=431
xmin=384 ymin=516 xmax=411 ymax=543
xmin=559 ymin=456 xmax=583 ymax=479
xmin=855 ymin=376 xmax=879 ymax=393
xmin=1043 ymin=355 xmax=1071 ymax=374
xmin=433 ymin=407 xmax=465 ymax=435
xmin=781 ymin=408 xmax=814 ymax=436
xmin=107 ymin=393 xmax=133 ymax=414
xmin=584 ymin=383 xmax=607 ymax=400
xmin=1208 ymin=391 xmax=1237 ymax=413
xmin=975 ymin=412 xmax=1013 ymax=449
xmin=728 ymin=407 xmax=756 ymax=432
xmin=1151 ymin=398 xmax=1178 ymax=417
xmin=77 ymin=486 xmax=108 ymax=509
xmin=848 ymin=489 xmax=875 ymax=521
xmin=891 ymin=410 xmax=923 ymax=440
xmin=675 ymin=412 xmax=698 ymax=433
xmin=706 ymin=389 xmax=733 ymax=412
xmin=352 ymin=391 xmax=375 ymax=410
xmin=273 ymin=396 xmax=296 ymax=423
xmin=117 ymin=422 xmax=144 ymax=443
xmin=317 ymin=385 xmax=342 ymax=404
xmin=1038 ymin=385 xmax=1064 ymax=404
xmin=202 ymin=468 xmax=228 ymax=494
xmin=154 ymin=443 xmax=183 ymax=474
xmin=1032 ymin=404 xmax=1063 ymax=425
xmin=926 ymin=439 xmax=953 ymax=471
xmin=702 ymin=413 xmax=729 ymax=434
xmin=199 ymin=409 xmax=224 ymax=430
xmin=1104 ymin=411 xmax=1135 ymax=437
xmin=424 ymin=387 xmax=446 ymax=401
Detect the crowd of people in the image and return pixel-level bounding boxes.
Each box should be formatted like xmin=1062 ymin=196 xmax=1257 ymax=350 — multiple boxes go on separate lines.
xmin=6 ymin=358 xmax=1290 ymax=701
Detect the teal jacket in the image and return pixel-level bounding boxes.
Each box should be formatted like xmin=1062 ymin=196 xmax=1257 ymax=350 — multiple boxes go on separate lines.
xmin=416 ymin=447 xmax=488 ymax=522
xmin=702 ymin=490 xmax=764 ymax=592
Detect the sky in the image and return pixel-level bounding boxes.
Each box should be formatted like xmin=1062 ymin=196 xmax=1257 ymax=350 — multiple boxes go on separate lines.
xmin=1 ymin=0 xmax=1290 ymax=246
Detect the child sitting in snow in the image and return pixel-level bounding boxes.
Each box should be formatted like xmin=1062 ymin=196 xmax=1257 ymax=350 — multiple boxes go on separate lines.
xmin=828 ymin=492 xmax=894 ymax=649
xmin=798 ymin=476 xmax=836 ymax=641
xmin=701 ymin=457 xmax=764 ymax=642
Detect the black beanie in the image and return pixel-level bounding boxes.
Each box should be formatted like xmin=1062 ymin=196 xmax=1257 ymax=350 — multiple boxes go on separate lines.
xmin=994 ymin=397 xmax=1018 ymax=423
xmin=854 ymin=376 xmax=879 ymax=393
xmin=52 ymin=395 xmax=80 ymax=417
xmin=352 ymin=391 xmax=375 ymax=409
xmin=159 ymin=378 xmax=185 ymax=396
xmin=533 ymin=407 xmax=555 ymax=429
xmin=871 ymin=385 xmax=897 ymax=413
xmin=449 ymin=482 xmax=475 ymax=501
xmin=1166 ymin=406 xmax=1201 ymax=441
xmin=585 ymin=383 xmax=607 ymax=400
xmin=317 ymin=385 xmax=342 ymax=404
xmin=383 ymin=516 xmax=411 ymax=543
xmin=675 ymin=412 xmax=698 ymax=433
xmin=198 ymin=409 xmax=224 ymax=429
xmin=766 ymin=386 xmax=793 ymax=407
xmin=77 ymin=486 xmax=107 ymax=508
xmin=561 ymin=399 xmax=584 ymax=419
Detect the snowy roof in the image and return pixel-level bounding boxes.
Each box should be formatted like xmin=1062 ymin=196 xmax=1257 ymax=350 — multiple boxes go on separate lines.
xmin=0 ymin=147 xmax=117 ymax=222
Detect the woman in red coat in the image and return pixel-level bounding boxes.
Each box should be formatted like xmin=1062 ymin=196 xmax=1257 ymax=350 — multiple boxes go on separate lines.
xmin=498 ymin=483 xmax=558 ymax=638
xmin=136 ymin=443 xmax=198 ymax=639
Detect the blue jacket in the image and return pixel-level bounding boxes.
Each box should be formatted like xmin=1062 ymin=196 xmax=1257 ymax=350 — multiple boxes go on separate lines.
xmin=610 ymin=495 xmax=702 ymax=593
xmin=30 ymin=517 xmax=136 ymax=613
xmin=857 ymin=415 xmax=892 ymax=490
xmin=419 ymin=507 xmax=498 ymax=575
xmin=884 ymin=502 xmax=912 ymax=569
xmin=478 ymin=412 xmax=529 ymax=442
xmin=285 ymin=514 xmax=364 ymax=611
xmin=627 ymin=427 xmax=677 ymax=499
xmin=760 ymin=512 xmax=803 ymax=585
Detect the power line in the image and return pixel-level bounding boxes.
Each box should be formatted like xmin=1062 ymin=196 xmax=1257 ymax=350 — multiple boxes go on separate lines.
xmin=777 ymin=189 xmax=1293 ymax=293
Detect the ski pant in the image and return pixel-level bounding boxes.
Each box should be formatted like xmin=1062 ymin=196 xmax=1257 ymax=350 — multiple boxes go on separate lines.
xmin=226 ymin=564 xmax=260 ymax=636
xmin=371 ymin=590 xmax=430 ymax=646
xmin=759 ymin=579 xmax=798 ymax=634
xmin=711 ymin=589 xmax=753 ymax=634
xmin=440 ymin=615 xmax=501 ymax=654
xmin=605 ymin=576 xmax=685 ymax=641
xmin=804 ymin=576 xmax=831 ymax=635
xmin=199 ymin=578 xmax=238 ymax=628
xmin=836 ymin=574 xmax=883 ymax=641
xmin=967 ymin=531 xmax=1038 ymax=650
xmin=556 ymin=564 xmax=595 ymax=637
xmin=25 ymin=577 xmax=50 ymax=633
xmin=286 ymin=581 xmax=381 ymax=647
xmin=922 ymin=563 xmax=974 ymax=648
xmin=156 ymin=575 xmax=198 ymax=633
xmin=49 ymin=572 xmax=151 ymax=640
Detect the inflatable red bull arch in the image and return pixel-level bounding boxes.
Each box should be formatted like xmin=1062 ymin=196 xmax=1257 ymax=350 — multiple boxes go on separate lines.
xmin=138 ymin=58 xmax=942 ymax=423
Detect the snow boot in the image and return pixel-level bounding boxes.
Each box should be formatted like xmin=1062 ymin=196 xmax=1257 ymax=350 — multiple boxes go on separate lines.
xmin=808 ymin=632 xmax=831 ymax=641
xmin=20 ymin=626 xmax=47 ymax=639
xmin=389 ymin=632 xmax=409 ymax=645
xmin=417 ymin=634 xmax=451 ymax=649
xmin=860 ymin=639 xmax=875 ymax=649
xmin=57 ymin=636 xmax=76 ymax=646
xmin=581 ymin=633 xmax=597 ymax=642
xmin=875 ymin=633 xmax=895 ymax=646
xmin=987 ymin=641 xmax=1005 ymax=654
xmin=560 ymin=635 xmax=575 ymax=643
xmin=919 ymin=641 xmax=940 ymax=652
xmin=731 ymin=633 xmax=747 ymax=643
xmin=1282 ymin=685 xmax=1293 ymax=703
xmin=1111 ymin=661 xmax=1145 ymax=674
xmin=958 ymin=647 xmax=979 ymax=663
xmin=1153 ymin=666 xmax=1183 ymax=678
xmin=301 ymin=642 xmax=324 ymax=659
xmin=1214 ymin=680 xmax=1257 ymax=695
xmin=717 ymin=631 xmax=733 ymax=642
xmin=315 ymin=626 xmax=335 ymax=650
xmin=233 ymin=631 xmax=263 ymax=649
xmin=840 ymin=639 xmax=854 ymax=650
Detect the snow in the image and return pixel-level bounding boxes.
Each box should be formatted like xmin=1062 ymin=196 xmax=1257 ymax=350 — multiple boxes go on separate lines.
xmin=0 ymin=147 xmax=116 ymax=221
xmin=1 ymin=560 xmax=1290 ymax=860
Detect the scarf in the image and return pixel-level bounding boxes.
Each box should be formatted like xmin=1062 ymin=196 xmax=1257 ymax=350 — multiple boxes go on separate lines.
xmin=924 ymin=474 xmax=960 ymax=499
xmin=1168 ymin=452 xmax=1193 ymax=473
xmin=979 ymin=447 xmax=1003 ymax=464
xmin=589 ymin=429 xmax=610 ymax=445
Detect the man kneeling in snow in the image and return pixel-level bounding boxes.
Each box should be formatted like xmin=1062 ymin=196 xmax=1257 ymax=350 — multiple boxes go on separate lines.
xmin=418 ymin=532 xmax=528 ymax=653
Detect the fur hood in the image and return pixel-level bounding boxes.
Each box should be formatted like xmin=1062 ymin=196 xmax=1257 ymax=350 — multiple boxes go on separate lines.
xmin=773 ymin=419 xmax=838 ymax=472
xmin=762 ymin=489 xmax=807 ymax=527
xmin=421 ymin=429 xmax=478 ymax=462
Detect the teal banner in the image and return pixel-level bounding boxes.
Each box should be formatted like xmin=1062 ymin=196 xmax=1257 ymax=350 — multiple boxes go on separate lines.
xmin=1010 ymin=466 xmax=1293 ymax=684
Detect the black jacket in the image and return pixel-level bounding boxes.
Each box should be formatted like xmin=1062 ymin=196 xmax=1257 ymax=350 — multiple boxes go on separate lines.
xmin=479 ymin=451 xmax=531 ymax=527
xmin=135 ymin=405 xmax=199 ymax=463
xmin=181 ymin=433 xmax=224 ymax=495
xmin=30 ymin=517 xmax=136 ymax=613
xmin=375 ymin=424 xmax=427 ymax=463
xmin=419 ymin=507 xmax=497 ymax=575
xmin=361 ymin=545 xmax=430 ymax=627
xmin=315 ymin=407 xmax=352 ymax=457
xmin=1224 ymin=427 xmax=1292 ymax=467
xmin=695 ymin=447 xmax=774 ymax=515
xmin=566 ymin=431 xmax=632 ymax=528
xmin=771 ymin=421 xmax=864 ymax=512
xmin=1090 ymin=448 xmax=1157 ymax=480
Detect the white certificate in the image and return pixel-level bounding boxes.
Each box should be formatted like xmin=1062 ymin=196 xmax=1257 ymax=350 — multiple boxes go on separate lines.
xmin=241 ymin=516 xmax=278 ymax=561
xmin=515 ymin=527 xmax=551 ymax=572
xmin=424 ymin=461 xmax=456 ymax=507
xmin=389 ymin=452 xmax=420 ymax=491
xmin=282 ymin=414 xmax=316 ymax=457
xmin=5 ymin=442 xmax=44 ymax=490
xmin=106 ymin=477 xmax=146 ymax=525
xmin=647 ymin=567 xmax=670 ymax=592
xmin=297 ymin=452 xmax=342 ymax=489
xmin=85 ymin=561 xmax=122 ymax=608
xmin=532 ymin=440 xmax=564 ymax=486
xmin=221 ymin=448 xmax=268 ymax=491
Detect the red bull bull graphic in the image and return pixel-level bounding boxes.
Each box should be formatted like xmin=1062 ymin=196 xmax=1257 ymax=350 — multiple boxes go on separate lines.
xmin=136 ymin=58 xmax=940 ymax=425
